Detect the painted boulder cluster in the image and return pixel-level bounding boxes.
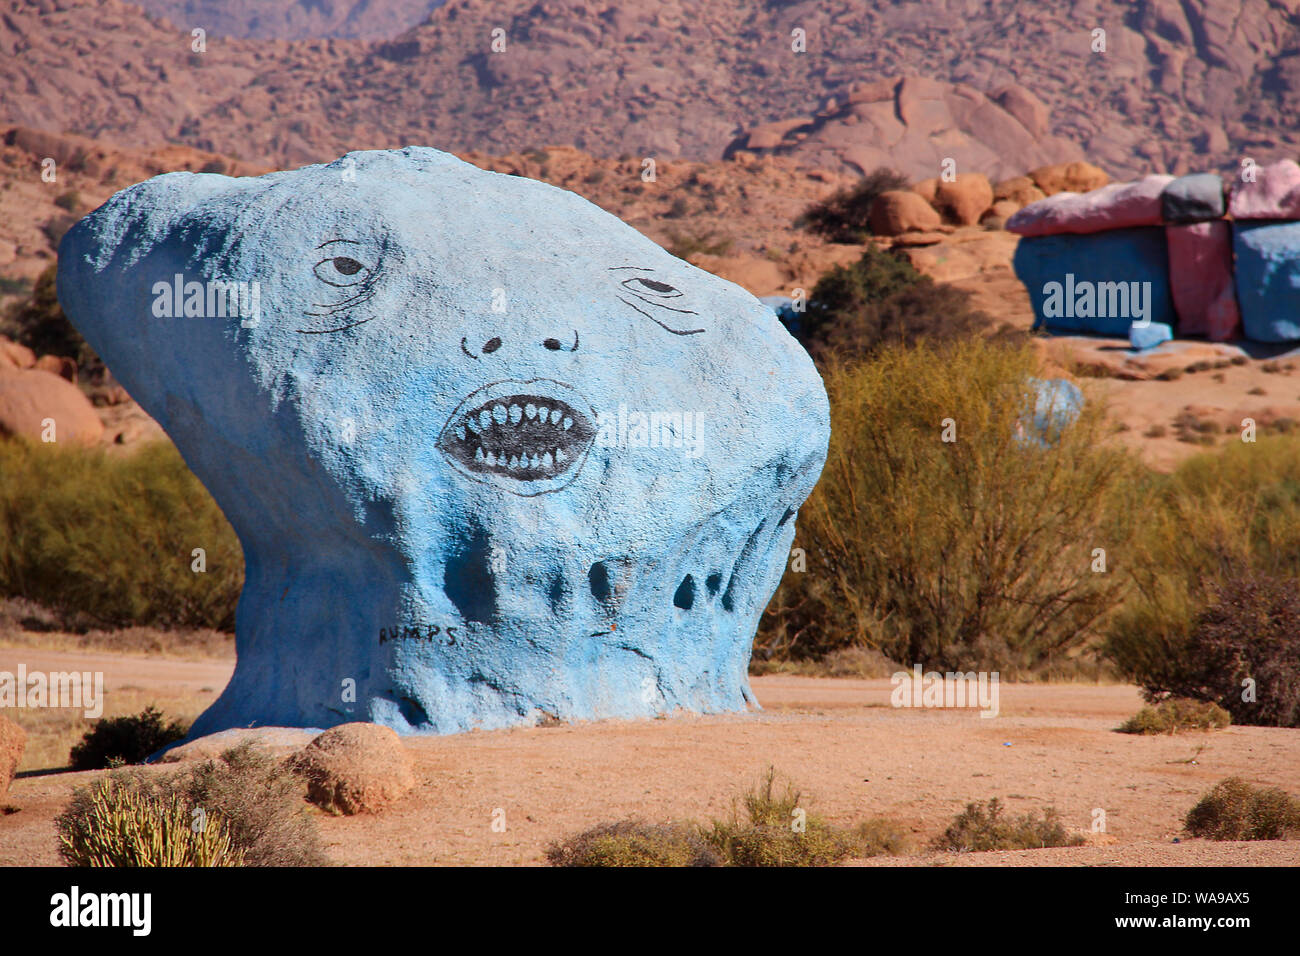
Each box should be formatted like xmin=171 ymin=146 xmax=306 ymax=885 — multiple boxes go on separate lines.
xmin=1009 ymin=163 xmax=1300 ymax=345
xmin=56 ymin=147 xmax=830 ymax=736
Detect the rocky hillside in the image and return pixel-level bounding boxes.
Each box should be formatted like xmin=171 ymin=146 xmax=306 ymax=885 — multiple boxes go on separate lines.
xmin=2 ymin=0 xmax=1298 ymax=177
xmin=133 ymin=0 xmax=444 ymax=40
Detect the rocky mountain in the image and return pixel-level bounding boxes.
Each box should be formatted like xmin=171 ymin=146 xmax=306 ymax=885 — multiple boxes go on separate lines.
xmin=2 ymin=0 xmax=1299 ymax=178
xmin=132 ymin=0 xmax=444 ymax=40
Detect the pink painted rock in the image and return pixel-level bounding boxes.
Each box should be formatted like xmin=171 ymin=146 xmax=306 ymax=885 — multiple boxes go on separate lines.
xmin=1226 ymin=160 xmax=1300 ymax=220
xmin=1165 ymin=221 xmax=1241 ymax=342
xmin=1007 ymin=175 xmax=1175 ymax=237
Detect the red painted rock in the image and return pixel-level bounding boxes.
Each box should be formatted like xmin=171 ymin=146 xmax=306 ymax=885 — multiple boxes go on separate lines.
xmin=1165 ymin=221 xmax=1240 ymax=342
xmin=1227 ymin=160 xmax=1300 ymax=220
xmin=1007 ymin=175 xmax=1174 ymax=237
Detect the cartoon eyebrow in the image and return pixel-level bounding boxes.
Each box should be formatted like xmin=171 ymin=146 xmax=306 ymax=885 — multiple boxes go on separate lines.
xmin=316 ymin=238 xmax=363 ymax=249
xmin=617 ymin=295 xmax=705 ymax=336
xmin=608 ymin=265 xmax=654 ymax=271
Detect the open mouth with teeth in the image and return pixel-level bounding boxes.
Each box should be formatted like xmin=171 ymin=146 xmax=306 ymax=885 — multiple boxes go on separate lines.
xmin=436 ymin=379 xmax=598 ymax=495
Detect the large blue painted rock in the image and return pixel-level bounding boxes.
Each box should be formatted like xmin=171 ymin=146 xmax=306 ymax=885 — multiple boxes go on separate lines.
xmin=1233 ymin=221 xmax=1300 ymax=343
xmin=1012 ymin=227 xmax=1176 ymax=336
xmin=56 ymin=147 xmax=830 ymax=735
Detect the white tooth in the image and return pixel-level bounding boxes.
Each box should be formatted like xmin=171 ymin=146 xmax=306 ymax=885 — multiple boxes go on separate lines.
xmin=475 ymin=447 xmax=484 ymax=461
xmin=550 ymin=409 xmax=562 ymax=425
xmin=509 ymin=404 xmax=522 ymax=424
xmin=555 ymin=446 xmax=567 ymax=463
xmin=456 ymin=426 xmax=466 ymax=441
xmin=467 ymin=418 xmax=480 ymax=435
xmin=542 ymin=451 xmax=553 ymax=470
xmin=562 ymin=417 xmax=572 ymax=430
xmin=537 ymin=406 xmax=549 ymax=422
xmin=529 ymin=454 xmax=540 ymax=468
xmin=509 ymin=455 xmax=518 ymax=468
xmin=493 ymin=404 xmax=507 ymax=424
xmin=488 ymin=450 xmax=499 ymax=467
xmin=525 ymin=403 xmax=537 ymax=420
xmin=479 ymin=410 xmax=492 ymax=429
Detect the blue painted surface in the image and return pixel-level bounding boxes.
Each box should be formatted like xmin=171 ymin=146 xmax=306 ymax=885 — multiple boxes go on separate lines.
xmin=1020 ymin=378 xmax=1084 ymax=447
xmin=56 ymin=147 xmax=830 ymax=735
xmin=1012 ymin=228 xmax=1175 ymax=336
xmin=1233 ymin=221 xmax=1300 ymax=343
xmin=1129 ymin=322 xmax=1173 ymax=352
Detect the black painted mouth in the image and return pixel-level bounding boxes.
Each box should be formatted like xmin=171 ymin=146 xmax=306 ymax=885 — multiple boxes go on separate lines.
xmin=437 ymin=380 xmax=597 ymax=494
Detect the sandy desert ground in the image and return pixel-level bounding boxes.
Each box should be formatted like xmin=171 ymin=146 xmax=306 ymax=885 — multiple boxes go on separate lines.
xmin=2 ymin=644 xmax=1297 ymax=867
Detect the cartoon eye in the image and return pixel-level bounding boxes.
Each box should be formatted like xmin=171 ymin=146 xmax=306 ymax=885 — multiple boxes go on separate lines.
xmin=621 ymin=276 xmax=683 ymax=298
xmin=313 ymin=256 xmax=370 ymax=287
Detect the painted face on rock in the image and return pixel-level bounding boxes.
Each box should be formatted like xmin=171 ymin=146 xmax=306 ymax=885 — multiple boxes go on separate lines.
xmin=56 ymin=147 xmax=830 ymax=736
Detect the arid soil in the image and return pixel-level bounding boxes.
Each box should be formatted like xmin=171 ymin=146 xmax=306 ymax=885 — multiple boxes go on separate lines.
xmin=2 ymin=646 xmax=1296 ymax=867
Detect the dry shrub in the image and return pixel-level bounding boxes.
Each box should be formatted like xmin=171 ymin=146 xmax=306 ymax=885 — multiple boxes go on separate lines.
xmin=68 ymin=705 xmax=189 ymax=770
xmin=1105 ymin=437 xmax=1300 ymax=727
xmin=1184 ymin=778 xmax=1300 ymax=841
xmin=758 ymin=339 xmax=1139 ymax=673
xmin=933 ymin=798 xmax=1084 ymax=852
xmin=546 ymin=821 xmax=721 ymax=867
xmin=56 ymin=742 xmax=325 ymax=867
xmin=548 ymin=767 xmax=911 ymax=867
xmin=795 ymin=245 xmax=996 ymax=363
xmin=798 ymin=168 xmax=911 ymax=243
xmin=1118 ymin=698 xmax=1231 ymax=735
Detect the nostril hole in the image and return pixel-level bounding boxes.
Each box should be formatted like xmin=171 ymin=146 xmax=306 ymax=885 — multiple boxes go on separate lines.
xmin=543 ymin=338 xmax=562 ymax=350
xmin=483 ymin=337 xmax=502 ymax=354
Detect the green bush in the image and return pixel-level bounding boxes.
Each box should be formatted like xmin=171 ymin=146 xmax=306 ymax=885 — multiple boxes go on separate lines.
xmin=757 ymin=339 xmax=1139 ymax=673
xmin=1105 ymin=438 xmax=1300 ymax=725
xmin=69 ymin=705 xmax=190 ymax=770
xmin=795 ymin=245 xmax=997 ymax=363
xmin=1184 ymin=778 xmax=1300 ymax=841
xmin=0 ymin=263 xmax=102 ymax=377
xmin=56 ymin=769 xmax=245 ymax=867
xmin=55 ymin=743 xmax=326 ymax=867
xmin=546 ymin=821 xmax=722 ymax=867
xmin=933 ymin=798 xmax=1085 ymax=852
xmin=0 ymin=438 xmax=242 ymax=630
xmin=798 ymin=168 xmax=911 ymax=243
xmin=1118 ymin=698 xmax=1232 ymax=735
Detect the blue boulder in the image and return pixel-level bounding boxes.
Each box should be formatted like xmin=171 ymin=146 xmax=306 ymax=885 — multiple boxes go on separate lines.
xmin=1019 ymin=378 xmax=1084 ymax=447
xmin=1013 ymin=228 xmax=1176 ymax=336
xmin=1129 ymin=321 xmax=1173 ymax=351
xmin=56 ymin=147 xmax=830 ymax=735
xmin=1232 ymin=221 xmax=1300 ymax=343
